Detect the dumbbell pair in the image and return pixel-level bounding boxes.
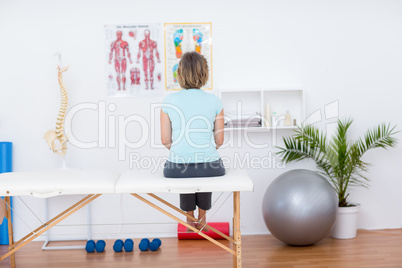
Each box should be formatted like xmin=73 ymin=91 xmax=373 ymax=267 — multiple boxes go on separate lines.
xmin=113 ymin=239 xmax=134 ymax=252
xmin=86 ymin=238 xmax=161 ymax=253
xmin=85 ymin=240 xmax=106 ymax=253
xmin=139 ymin=238 xmax=161 ymax=252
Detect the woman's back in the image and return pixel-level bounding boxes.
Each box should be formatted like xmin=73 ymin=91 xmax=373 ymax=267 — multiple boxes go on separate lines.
xmin=162 ymin=89 xmax=223 ymax=163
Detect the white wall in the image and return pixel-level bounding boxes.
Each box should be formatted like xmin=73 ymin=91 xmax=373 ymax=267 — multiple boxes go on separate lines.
xmin=1 ymin=0 xmax=402 ymax=241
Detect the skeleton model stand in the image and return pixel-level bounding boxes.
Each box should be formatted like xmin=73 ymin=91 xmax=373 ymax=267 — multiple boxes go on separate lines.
xmin=44 ymin=62 xmax=69 ymax=156
xmin=42 ymin=55 xmax=91 ymax=250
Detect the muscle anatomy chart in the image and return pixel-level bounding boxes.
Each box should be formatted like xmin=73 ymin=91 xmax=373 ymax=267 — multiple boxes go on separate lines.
xmin=164 ymin=23 xmax=213 ymax=90
xmin=105 ymin=24 xmax=164 ymax=97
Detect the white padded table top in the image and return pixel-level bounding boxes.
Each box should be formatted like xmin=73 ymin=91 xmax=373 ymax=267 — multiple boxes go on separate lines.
xmin=0 ymin=169 xmax=120 ymax=198
xmin=115 ymin=168 xmax=254 ymax=194
xmin=0 ymin=168 xmax=254 ymax=197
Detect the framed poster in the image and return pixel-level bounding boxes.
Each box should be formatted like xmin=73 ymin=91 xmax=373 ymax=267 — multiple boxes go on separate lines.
xmin=164 ymin=22 xmax=213 ymax=90
xmin=105 ymin=23 xmax=164 ymax=97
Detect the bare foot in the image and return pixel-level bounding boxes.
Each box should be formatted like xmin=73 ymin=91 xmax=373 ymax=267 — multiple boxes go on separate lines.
xmin=186 ymin=223 xmax=197 ymax=232
xmin=197 ymin=208 xmax=209 ymax=232
xmin=196 ymin=221 xmax=209 ymax=232
xmin=186 ymin=216 xmax=197 ymax=232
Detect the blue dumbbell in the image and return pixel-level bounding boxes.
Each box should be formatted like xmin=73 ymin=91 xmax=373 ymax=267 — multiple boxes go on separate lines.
xmin=113 ymin=239 xmax=124 ymax=252
xmin=149 ymin=238 xmax=162 ymax=251
xmin=139 ymin=238 xmax=150 ymax=251
xmin=95 ymin=240 xmax=106 ymax=253
xmin=85 ymin=240 xmax=96 ymax=253
xmin=124 ymin=238 xmax=134 ymax=252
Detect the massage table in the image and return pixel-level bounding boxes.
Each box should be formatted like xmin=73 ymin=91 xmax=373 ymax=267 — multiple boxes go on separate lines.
xmin=0 ymin=168 xmax=254 ymax=268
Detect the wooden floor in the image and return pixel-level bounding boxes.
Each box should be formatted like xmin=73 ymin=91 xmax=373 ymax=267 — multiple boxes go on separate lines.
xmin=1 ymin=229 xmax=402 ymax=267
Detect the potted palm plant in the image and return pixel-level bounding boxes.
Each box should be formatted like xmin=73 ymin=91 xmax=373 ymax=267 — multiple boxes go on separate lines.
xmin=276 ymin=118 xmax=398 ymax=239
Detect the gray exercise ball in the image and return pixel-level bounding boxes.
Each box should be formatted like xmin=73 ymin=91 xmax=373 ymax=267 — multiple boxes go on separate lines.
xmin=262 ymin=169 xmax=337 ymax=246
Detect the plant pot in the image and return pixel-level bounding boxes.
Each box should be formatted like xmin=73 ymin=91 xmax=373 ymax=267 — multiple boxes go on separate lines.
xmin=331 ymin=203 xmax=360 ymax=239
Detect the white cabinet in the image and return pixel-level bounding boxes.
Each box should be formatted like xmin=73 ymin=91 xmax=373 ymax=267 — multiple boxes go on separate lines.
xmin=218 ymin=89 xmax=305 ymax=131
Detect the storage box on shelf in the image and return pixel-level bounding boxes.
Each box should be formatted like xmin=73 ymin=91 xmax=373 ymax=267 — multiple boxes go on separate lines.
xmin=218 ymin=89 xmax=304 ymax=132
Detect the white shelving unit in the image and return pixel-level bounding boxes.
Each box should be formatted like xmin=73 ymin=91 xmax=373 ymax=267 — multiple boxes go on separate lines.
xmin=218 ymin=88 xmax=305 ymax=132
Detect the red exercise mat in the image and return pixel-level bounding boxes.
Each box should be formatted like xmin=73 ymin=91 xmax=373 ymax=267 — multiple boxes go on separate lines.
xmin=177 ymin=222 xmax=230 ymax=240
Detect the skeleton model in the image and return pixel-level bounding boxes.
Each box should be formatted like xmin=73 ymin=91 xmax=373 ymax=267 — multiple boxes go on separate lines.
xmin=44 ymin=65 xmax=69 ymax=156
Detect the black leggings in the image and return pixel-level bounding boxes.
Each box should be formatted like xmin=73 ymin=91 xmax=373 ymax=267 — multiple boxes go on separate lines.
xmin=163 ymin=159 xmax=225 ymax=211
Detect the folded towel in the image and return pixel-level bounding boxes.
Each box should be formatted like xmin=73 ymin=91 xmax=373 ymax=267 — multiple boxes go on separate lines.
xmin=225 ymin=116 xmax=260 ymax=124
xmin=225 ymin=111 xmax=259 ymax=120
xmin=225 ymin=117 xmax=261 ymax=128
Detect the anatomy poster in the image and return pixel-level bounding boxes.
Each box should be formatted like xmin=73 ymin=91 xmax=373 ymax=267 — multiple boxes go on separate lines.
xmin=164 ymin=22 xmax=213 ymax=90
xmin=105 ymin=24 xmax=164 ymax=97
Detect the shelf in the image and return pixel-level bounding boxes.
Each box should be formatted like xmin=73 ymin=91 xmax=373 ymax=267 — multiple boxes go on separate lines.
xmin=220 ymin=91 xmax=261 ymax=115
xmin=224 ymin=126 xmax=298 ymax=132
xmin=218 ymin=88 xmax=305 ymax=131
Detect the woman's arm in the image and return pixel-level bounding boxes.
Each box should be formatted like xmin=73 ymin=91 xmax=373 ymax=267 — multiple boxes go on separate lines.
xmin=160 ymin=109 xmax=172 ymax=150
xmin=214 ymin=109 xmax=224 ymax=149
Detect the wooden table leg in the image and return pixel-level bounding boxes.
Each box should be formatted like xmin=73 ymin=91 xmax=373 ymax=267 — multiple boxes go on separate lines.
xmin=147 ymin=193 xmax=235 ymax=243
xmin=0 ymin=194 xmax=100 ymax=263
xmin=5 ymin=197 xmax=15 ymax=268
xmin=233 ymin=191 xmax=241 ymax=268
xmin=131 ymin=193 xmax=235 ymax=255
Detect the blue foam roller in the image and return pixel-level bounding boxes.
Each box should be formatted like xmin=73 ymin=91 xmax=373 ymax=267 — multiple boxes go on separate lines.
xmin=139 ymin=238 xmax=149 ymax=251
xmin=85 ymin=240 xmax=96 ymax=253
xmin=149 ymin=238 xmax=161 ymax=251
xmin=0 ymin=197 xmax=12 ymax=245
xmin=0 ymin=142 xmax=12 ymax=173
xmin=113 ymin=239 xmax=124 ymax=252
xmin=0 ymin=142 xmax=12 ymax=246
xmin=124 ymin=239 xmax=134 ymax=252
xmin=95 ymin=240 xmax=106 ymax=253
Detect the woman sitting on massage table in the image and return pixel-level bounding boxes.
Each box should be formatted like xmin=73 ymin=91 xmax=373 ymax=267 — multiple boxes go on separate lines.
xmin=160 ymin=51 xmax=225 ymax=232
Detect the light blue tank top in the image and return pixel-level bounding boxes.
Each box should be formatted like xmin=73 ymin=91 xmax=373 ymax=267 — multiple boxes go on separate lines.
xmin=162 ymin=89 xmax=223 ymax=163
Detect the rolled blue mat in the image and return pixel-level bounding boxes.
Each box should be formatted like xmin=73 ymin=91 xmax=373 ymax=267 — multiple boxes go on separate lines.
xmin=0 ymin=142 xmax=12 ymax=245
xmin=0 ymin=142 xmax=12 ymax=173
